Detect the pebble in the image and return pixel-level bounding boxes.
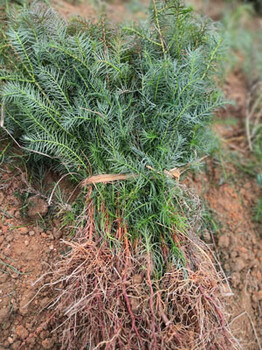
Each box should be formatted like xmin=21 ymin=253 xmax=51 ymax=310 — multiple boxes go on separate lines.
xmin=25 ymin=322 xmax=34 ymax=332
xmin=27 ymin=337 xmax=36 ymax=346
xmin=6 ymin=235 xmax=13 ymax=243
xmin=0 ymin=307 xmax=9 ymax=323
xmin=42 ymin=338 xmax=54 ymax=349
xmin=239 ymin=247 xmax=248 ymax=253
xmin=232 ymin=257 xmax=246 ymax=272
xmin=3 ymin=247 xmax=11 ymax=256
xmin=15 ymin=325 xmax=28 ymax=340
xmin=27 ymin=196 xmax=48 ymax=219
xmin=0 ymin=274 xmax=8 ymax=283
xmin=40 ymin=331 xmax=49 ymax=340
xmin=202 ymin=229 xmax=211 ymax=243
xmin=39 ymin=297 xmax=50 ymax=309
xmin=231 ymin=272 xmax=241 ymax=287
xmin=230 ymin=251 xmax=237 ymax=259
xmin=252 ymin=294 xmax=258 ymax=303
xmin=7 ymin=337 xmax=14 ymax=344
xmin=24 ymin=240 xmax=29 ymax=247
xmin=52 ymin=228 xmax=62 ymax=239
xmin=218 ymin=235 xmax=230 ymax=248
xmin=29 ymin=231 xmax=35 ymax=236
xmin=241 ymin=253 xmax=250 ymax=261
xmin=18 ymin=227 xmax=28 ymax=235
xmin=34 ymin=226 xmax=44 ymax=234
xmin=257 ymin=290 xmax=262 ymax=301
xmin=11 ymin=274 xmax=19 ymax=279
xmin=19 ymin=291 xmax=34 ymax=316
xmin=14 ymin=211 xmax=21 ymax=219
xmin=53 ymin=219 xmax=60 ymax=227
xmin=11 ymin=341 xmax=21 ymax=350
xmin=0 ymin=192 xmax=4 ymax=205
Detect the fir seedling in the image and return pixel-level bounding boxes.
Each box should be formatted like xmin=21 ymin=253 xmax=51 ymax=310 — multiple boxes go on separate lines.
xmin=0 ymin=0 xmax=223 ymax=267
xmin=0 ymin=2 xmax=233 ymax=349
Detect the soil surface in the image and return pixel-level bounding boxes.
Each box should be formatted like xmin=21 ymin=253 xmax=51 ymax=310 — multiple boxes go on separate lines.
xmin=0 ymin=1 xmax=261 ymax=349
xmin=187 ymin=70 xmax=262 ymax=349
xmin=0 ymin=162 xmax=62 ymax=349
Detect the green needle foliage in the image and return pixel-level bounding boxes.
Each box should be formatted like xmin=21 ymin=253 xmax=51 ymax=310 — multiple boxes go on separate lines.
xmin=0 ymin=0 xmax=224 ymax=271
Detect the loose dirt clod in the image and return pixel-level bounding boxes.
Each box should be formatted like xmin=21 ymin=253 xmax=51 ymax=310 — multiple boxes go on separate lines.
xmin=27 ymin=196 xmax=48 ymax=219
xmin=16 ymin=325 xmax=29 ymax=340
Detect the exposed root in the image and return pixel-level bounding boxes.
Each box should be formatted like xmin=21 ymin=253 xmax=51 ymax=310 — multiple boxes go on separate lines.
xmin=45 ymin=207 xmax=239 ymax=350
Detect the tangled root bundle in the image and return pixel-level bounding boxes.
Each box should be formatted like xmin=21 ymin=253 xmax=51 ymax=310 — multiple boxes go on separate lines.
xmin=48 ymin=194 xmax=237 ymax=350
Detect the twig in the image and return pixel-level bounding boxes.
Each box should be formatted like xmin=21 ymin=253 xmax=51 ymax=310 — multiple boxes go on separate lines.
xmin=1 ymin=125 xmax=55 ymax=159
xmin=48 ymin=172 xmax=78 ymax=205
xmin=1 ymin=103 xmax=4 ymax=127
xmin=246 ymin=81 xmax=262 ymax=151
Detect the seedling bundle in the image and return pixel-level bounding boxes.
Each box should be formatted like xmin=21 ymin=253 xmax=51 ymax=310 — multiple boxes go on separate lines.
xmin=0 ymin=1 xmax=235 ymax=348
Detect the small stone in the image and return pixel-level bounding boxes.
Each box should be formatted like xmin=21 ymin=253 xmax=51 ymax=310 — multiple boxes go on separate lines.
xmin=130 ymin=296 xmax=140 ymax=311
xmin=2 ymin=225 xmax=8 ymax=234
xmin=218 ymin=235 xmax=230 ymax=248
xmin=241 ymin=253 xmax=250 ymax=261
xmin=25 ymin=322 xmax=34 ymax=332
xmin=40 ymin=331 xmax=49 ymax=340
xmin=132 ymin=274 xmax=143 ymax=284
xmin=0 ymin=307 xmax=9 ymax=323
xmin=19 ymin=291 xmax=34 ymax=316
xmin=39 ymin=297 xmax=50 ymax=309
xmin=26 ymin=337 xmax=36 ymax=346
xmin=53 ymin=219 xmax=60 ymax=227
xmin=41 ymin=338 xmax=54 ymax=349
xmin=49 ymin=244 xmax=54 ymax=250
xmin=11 ymin=341 xmax=21 ymax=350
xmin=41 ymin=232 xmax=48 ymax=238
xmin=16 ymin=325 xmax=28 ymax=340
xmin=256 ymin=290 xmax=262 ymax=301
xmin=239 ymin=247 xmax=248 ymax=253
xmin=252 ymin=294 xmax=258 ymax=303
xmin=24 ymin=240 xmax=29 ymax=247
xmin=28 ymin=230 xmax=35 ymax=236
xmin=0 ymin=273 xmax=8 ymax=283
xmin=3 ymin=247 xmax=11 ymax=256
xmin=52 ymin=228 xmax=62 ymax=239
xmin=257 ymin=271 xmax=262 ymax=280
xmin=11 ymin=301 xmax=18 ymax=313
xmin=232 ymin=257 xmax=246 ymax=272
xmin=0 ymin=192 xmax=4 ymax=205
xmin=34 ymin=226 xmax=44 ymax=234
xmin=231 ymin=272 xmax=241 ymax=287
xmin=14 ymin=211 xmax=21 ymax=219
xmin=7 ymin=337 xmax=14 ymax=344
xmin=18 ymin=227 xmax=28 ymax=235
xmin=6 ymin=235 xmax=13 ymax=243
xmin=27 ymin=196 xmax=48 ymax=219
xmin=230 ymin=251 xmax=237 ymax=259
xmin=202 ymin=229 xmax=211 ymax=243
